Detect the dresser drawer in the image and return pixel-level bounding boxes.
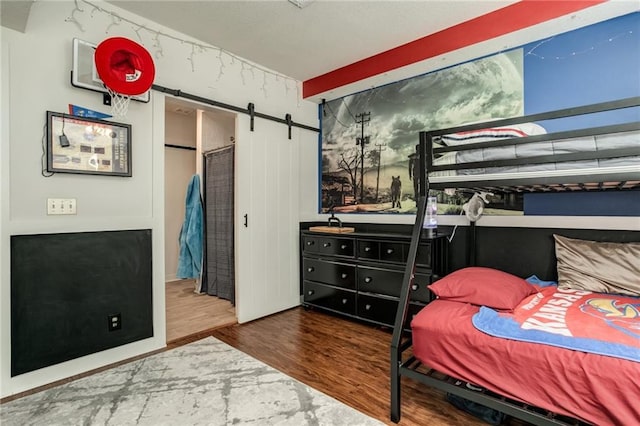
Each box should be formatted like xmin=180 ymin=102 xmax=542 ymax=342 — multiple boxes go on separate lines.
xmin=357 ymin=240 xmax=379 ymax=260
xmin=379 ymin=241 xmax=405 ymax=263
xmin=358 ymin=240 xmax=432 ymax=266
xmin=358 ymin=240 xmax=406 ymax=263
xmin=357 ymin=294 xmax=398 ymax=326
xmin=357 ymin=295 xmax=427 ymax=328
xmin=357 ymin=266 xmax=403 ymax=297
xmin=304 ymin=281 xmax=356 ymax=315
xmin=357 ymin=266 xmax=433 ymax=302
xmin=411 ymin=273 xmax=433 ymax=303
xmin=303 ymin=235 xmax=354 ymax=258
xmin=302 ymin=258 xmax=355 ymax=289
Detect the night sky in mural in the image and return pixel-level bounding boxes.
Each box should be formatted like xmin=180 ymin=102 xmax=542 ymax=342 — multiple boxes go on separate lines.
xmin=523 ymin=11 xmax=640 ymax=132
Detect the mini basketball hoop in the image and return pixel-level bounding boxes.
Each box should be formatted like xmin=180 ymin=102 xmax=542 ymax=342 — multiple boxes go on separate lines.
xmin=105 ymin=87 xmax=131 ymax=119
xmin=94 ymin=37 xmax=155 ymax=119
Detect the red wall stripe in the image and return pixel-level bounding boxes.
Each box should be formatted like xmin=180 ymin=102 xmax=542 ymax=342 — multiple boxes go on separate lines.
xmin=303 ymin=0 xmax=606 ymax=98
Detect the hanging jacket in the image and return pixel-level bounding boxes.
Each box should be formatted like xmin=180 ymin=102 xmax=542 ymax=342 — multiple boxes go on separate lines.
xmin=176 ymin=174 xmax=204 ymax=279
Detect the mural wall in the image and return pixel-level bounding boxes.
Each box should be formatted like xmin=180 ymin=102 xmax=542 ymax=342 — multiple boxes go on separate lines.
xmin=319 ymin=12 xmax=639 ymax=216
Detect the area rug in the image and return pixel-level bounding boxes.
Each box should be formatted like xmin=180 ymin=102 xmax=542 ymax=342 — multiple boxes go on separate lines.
xmin=1 ymin=337 xmax=384 ymax=425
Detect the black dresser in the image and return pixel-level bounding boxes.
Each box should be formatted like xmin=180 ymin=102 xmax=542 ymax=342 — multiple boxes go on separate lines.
xmin=300 ymin=228 xmax=449 ymax=328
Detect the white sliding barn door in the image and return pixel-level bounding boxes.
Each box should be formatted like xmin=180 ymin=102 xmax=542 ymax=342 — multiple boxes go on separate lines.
xmin=235 ymin=116 xmax=301 ymax=323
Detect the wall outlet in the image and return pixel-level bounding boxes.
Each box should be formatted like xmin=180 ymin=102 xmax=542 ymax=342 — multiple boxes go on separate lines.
xmin=47 ymin=198 xmax=77 ymax=215
xmin=107 ymin=313 xmax=122 ymax=331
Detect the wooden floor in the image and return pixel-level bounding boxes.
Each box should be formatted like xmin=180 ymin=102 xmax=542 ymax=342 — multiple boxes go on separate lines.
xmin=4 ymin=301 xmax=530 ymax=425
xmin=171 ymin=306 xmax=501 ymax=426
xmin=165 ymin=279 xmax=236 ymax=342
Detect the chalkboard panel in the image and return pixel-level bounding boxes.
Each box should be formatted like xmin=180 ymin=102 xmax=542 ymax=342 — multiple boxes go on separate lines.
xmin=11 ymin=229 xmax=153 ymax=376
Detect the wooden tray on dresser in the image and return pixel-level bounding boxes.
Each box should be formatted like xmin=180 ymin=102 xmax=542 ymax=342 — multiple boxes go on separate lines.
xmin=308 ymin=226 xmax=355 ymax=234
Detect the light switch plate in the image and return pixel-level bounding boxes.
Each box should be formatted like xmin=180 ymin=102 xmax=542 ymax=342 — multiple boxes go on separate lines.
xmin=47 ymin=198 xmax=77 ymax=215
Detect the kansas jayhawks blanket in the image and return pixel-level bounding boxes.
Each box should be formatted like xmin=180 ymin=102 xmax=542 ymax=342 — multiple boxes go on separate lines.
xmin=472 ymin=286 xmax=640 ymax=362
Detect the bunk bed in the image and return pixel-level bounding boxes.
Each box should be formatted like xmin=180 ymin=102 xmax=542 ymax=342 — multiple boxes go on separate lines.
xmin=390 ymin=97 xmax=640 ymax=426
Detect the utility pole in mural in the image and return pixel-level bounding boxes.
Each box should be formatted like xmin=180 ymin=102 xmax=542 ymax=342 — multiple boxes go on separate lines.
xmin=372 ymin=143 xmax=387 ymax=202
xmin=355 ymin=112 xmax=371 ymax=203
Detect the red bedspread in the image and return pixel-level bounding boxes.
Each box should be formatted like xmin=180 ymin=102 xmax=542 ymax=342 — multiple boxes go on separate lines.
xmin=411 ymin=299 xmax=640 ymax=425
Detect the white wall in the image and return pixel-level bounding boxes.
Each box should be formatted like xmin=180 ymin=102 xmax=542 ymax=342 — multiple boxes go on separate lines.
xmin=200 ymin=110 xmax=235 ymax=152
xmin=164 ymin=110 xmax=197 ymax=281
xmin=0 ymin=0 xmax=317 ymax=398
xmin=196 ymin=108 xmax=236 ymax=178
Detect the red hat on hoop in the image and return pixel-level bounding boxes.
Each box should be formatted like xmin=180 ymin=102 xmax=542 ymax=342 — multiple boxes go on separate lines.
xmin=94 ymin=37 xmax=155 ymax=96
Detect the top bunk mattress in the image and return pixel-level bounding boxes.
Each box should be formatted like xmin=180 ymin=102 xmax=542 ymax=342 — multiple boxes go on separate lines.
xmin=411 ymin=299 xmax=640 ymax=425
xmin=434 ymin=126 xmax=639 ymax=173
xmin=428 ymin=125 xmax=640 ymax=190
xmin=421 ymin=97 xmax=640 ymax=191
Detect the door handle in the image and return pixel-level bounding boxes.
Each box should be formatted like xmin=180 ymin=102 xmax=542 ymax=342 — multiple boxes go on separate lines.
xmin=244 ymin=214 xmax=248 ymax=227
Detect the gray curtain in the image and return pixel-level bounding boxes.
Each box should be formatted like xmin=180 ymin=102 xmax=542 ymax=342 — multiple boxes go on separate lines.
xmin=202 ymin=146 xmax=235 ymax=304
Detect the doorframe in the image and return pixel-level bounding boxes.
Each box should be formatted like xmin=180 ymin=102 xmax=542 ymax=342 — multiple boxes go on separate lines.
xmin=159 ymin=94 xmax=239 ymax=341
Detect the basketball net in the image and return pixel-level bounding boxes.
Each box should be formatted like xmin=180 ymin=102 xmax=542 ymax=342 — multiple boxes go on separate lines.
xmin=107 ymin=87 xmax=131 ymax=119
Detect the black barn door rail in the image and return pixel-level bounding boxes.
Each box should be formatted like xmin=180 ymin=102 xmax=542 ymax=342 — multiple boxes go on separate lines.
xmin=152 ymin=84 xmax=320 ymax=138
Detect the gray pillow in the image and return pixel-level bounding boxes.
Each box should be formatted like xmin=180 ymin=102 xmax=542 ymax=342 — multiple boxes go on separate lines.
xmin=554 ymin=234 xmax=640 ymax=297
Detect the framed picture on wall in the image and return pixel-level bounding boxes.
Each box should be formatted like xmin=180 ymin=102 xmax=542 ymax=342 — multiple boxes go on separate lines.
xmin=46 ymin=111 xmax=132 ymax=177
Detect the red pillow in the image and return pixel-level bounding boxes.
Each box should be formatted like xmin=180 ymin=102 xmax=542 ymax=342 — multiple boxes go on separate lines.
xmin=428 ymin=267 xmax=536 ymax=310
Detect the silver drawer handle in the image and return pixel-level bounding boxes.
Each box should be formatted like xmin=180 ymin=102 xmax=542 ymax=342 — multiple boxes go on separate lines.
xmin=364 ymin=247 xmax=371 ymax=252
xmin=364 ymin=277 xmax=372 ymax=283
xmin=323 ymin=242 xmax=331 ymax=248
xmin=365 ymin=304 xmax=372 ymax=310
xmin=341 ymin=273 xmax=348 ymax=279
xmin=307 ymin=267 xmax=314 ymax=272
xmin=387 ymin=248 xmax=394 ymax=254
xmin=306 ymin=241 xmax=314 ymax=246
xmin=341 ymin=244 xmax=348 ymax=250
xmin=342 ymin=298 xmax=348 ymax=304
xmin=411 ymin=284 xmax=418 ymax=291
xmin=307 ymin=290 xmax=314 ymax=296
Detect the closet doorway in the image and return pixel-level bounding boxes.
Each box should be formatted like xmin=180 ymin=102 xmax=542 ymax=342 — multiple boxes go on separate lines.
xmin=164 ymin=97 xmax=237 ymax=343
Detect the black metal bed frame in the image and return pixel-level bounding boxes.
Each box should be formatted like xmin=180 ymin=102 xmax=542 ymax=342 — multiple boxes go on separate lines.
xmin=389 ymin=97 xmax=640 ymax=425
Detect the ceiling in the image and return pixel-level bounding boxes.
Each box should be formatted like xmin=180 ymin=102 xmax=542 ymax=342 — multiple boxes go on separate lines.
xmin=0 ymin=0 xmax=34 ymax=32
xmin=104 ymin=0 xmax=520 ymax=83
xmin=2 ymin=1 xmax=636 ymax=103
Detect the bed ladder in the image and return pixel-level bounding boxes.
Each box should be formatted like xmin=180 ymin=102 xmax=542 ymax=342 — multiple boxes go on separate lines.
xmin=390 ymin=191 xmax=429 ymax=423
